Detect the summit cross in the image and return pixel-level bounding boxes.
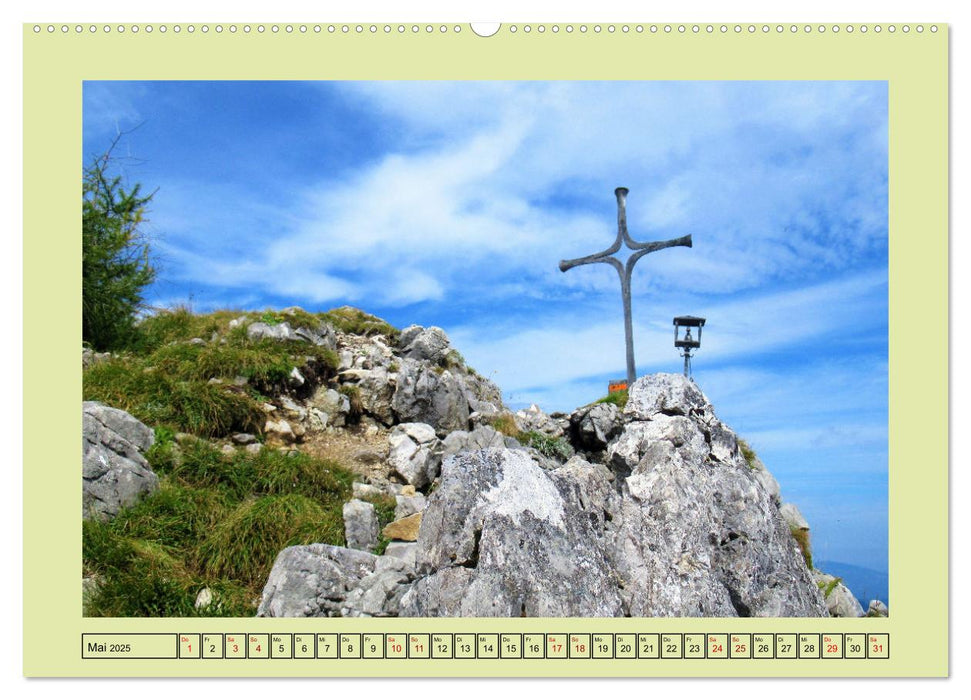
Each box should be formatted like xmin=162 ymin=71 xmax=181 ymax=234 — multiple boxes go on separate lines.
xmin=559 ymin=187 xmax=692 ymax=388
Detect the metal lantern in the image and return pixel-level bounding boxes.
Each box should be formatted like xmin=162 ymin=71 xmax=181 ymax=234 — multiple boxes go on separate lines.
xmin=674 ymin=316 xmax=706 ymax=378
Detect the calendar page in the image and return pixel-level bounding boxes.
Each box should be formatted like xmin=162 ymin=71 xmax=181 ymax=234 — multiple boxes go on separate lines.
xmin=22 ymin=19 xmax=947 ymax=678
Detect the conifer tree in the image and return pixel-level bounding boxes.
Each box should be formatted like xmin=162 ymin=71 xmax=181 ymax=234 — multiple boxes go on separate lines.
xmin=82 ymin=144 xmax=157 ymax=350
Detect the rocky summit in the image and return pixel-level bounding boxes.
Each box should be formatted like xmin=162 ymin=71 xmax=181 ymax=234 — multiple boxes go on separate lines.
xmin=82 ymin=307 xmax=879 ymax=618
xmin=257 ymin=373 xmax=831 ymax=618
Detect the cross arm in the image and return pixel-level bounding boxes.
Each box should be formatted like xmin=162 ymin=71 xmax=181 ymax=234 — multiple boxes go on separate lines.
xmin=626 ymin=233 xmax=693 ymax=253
xmin=559 ymin=235 xmax=623 ymax=273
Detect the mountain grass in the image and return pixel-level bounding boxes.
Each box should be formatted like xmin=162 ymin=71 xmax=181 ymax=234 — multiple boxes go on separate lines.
xmin=83 ymin=308 xmax=339 ymax=438
xmin=81 ymin=305 xmax=393 ymax=617
xmin=594 ymin=389 xmax=628 ymax=410
xmin=83 ymin=433 xmax=356 ymax=617
xmin=738 ymin=438 xmax=759 ymax=470
xmin=790 ymin=525 xmax=813 ymax=570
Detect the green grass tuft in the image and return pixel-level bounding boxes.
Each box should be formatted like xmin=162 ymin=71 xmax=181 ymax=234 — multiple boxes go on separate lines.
xmin=519 ymin=430 xmax=574 ymax=461
xmin=594 ymin=389 xmax=628 ymax=410
xmin=738 ymin=438 xmax=759 ymax=470
xmin=488 ymin=413 xmax=520 ymax=438
xmin=196 ymin=493 xmax=345 ymax=587
xmin=321 ymin=306 xmax=399 ymax=341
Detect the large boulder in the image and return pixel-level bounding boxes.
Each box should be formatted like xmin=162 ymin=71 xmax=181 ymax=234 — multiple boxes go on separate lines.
xmin=387 ymin=423 xmax=441 ymax=489
xmin=257 ymin=544 xmax=378 ymax=617
xmin=392 ymin=358 xmax=469 ymax=435
xmin=624 ymin=372 xmax=711 ymax=420
xmin=605 ymin=374 xmax=827 ymax=617
xmin=399 ymin=448 xmax=626 ymax=617
xmin=570 ymin=402 xmax=625 ymax=452
xmin=82 ymin=402 xmax=159 ymax=521
xmin=398 ymin=325 xmax=452 ymax=365
xmin=340 ymin=368 xmax=396 ymax=425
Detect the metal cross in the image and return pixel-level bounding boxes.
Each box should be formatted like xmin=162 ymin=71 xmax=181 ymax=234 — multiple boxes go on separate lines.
xmin=560 ymin=187 xmax=692 ymax=388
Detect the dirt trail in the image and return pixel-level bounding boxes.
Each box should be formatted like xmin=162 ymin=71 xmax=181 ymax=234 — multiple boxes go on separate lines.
xmin=301 ymin=424 xmax=392 ymax=484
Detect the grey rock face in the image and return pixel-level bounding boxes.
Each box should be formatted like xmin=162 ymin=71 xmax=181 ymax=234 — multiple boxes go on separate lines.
xmin=340 ymin=367 xmax=396 ymax=425
xmin=395 ymin=492 xmax=429 ymax=520
xmin=400 ymin=448 xmax=626 ymax=617
xmin=246 ymin=321 xmax=295 ymax=342
xmin=388 ymin=422 xmax=442 ymax=489
xmin=456 ymin=372 xmax=504 ymax=417
xmin=814 ymin=571 xmax=865 ymax=617
xmin=604 ymin=374 xmax=826 ymax=617
xmin=515 ymin=404 xmax=563 ymax=437
xmin=256 ymin=372 xmax=829 ymax=619
xmin=309 ymin=387 xmax=350 ymax=429
xmin=293 ymin=323 xmax=337 ymax=351
xmin=570 ymin=402 xmax=625 ymax=451
xmin=440 ymin=424 xmax=506 ymax=459
xmin=341 ymin=556 xmax=417 ymax=617
xmin=624 ymin=372 xmax=711 ymax=421
xmin=392 ymin=358 xmax=469 ymax=435
xmin=257 ymin=544 xmax=378 ymax=617
xmin=398 ymin=325 xmax=452 ymax=365
xmin=82 ymin=402 xmax=159 ymax=521
xmin=343 ymin=499 xmax=379 ymax=552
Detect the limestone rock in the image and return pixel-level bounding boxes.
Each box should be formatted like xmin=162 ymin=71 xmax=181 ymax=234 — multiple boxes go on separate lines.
xmin=515 ymin=404 xmax=563 ymax=438
xmin=343 ymin=499 xmax=379 ymax=552
xmin=383 ymin=512 xmax=423 ymax=541
xmin=570 ymin=402 xmax=625 ymax=451
xmin=257 ymin=544 xmax=378 ymax=617
xmin=401 ymin=448 xmax=625 ymax=617
xmin=264 ymin=419 xmax=296 ymax=444
xmin=352 ymin=482 xmax=387 ymax=500
xmin=388 ymin=423 xmax=442 ymax=489
xmin=247 ymin=321 xmax=295 ymax=342
xmin=341 ymin=556 xmax=417 ymax=617
xmin=441 ymin=424 xmax=505 ymax=459
xmin=606 ymin=382 xmax=827 ymax=617
xmin=293 ymin=322 xmax=337 ymax=350
xmin=392 ymin=358 xmax=469 ymax=435
xmin=395 ymin=492 xmax=429 ymax=520
xmin=309 ymin=387 xmax=349 ymax=429
xmin=340 ymin=368 xmax=396 ymax=425
xmin=383 ymin=542 xmax=419 ymax=569
xmin=231 ymin=433 xmax=257 ymax=445
xmin=814 ymin=571 xmax=865 ymax=617
xmin=398 ymin=325 xmax=451 ymax=365
xmin=194 ymin=588 xmax=213 ymax=610
xmin=624 ymin=372 xmax=711 ymax=421
xmin=82 ymin=402 xmax=159 ymax=521
xmin=867 ymin=600 xmax=889 ymax=617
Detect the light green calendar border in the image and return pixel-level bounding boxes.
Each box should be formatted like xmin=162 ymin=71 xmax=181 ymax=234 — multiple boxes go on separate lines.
xmin=23 ymin=22 xmax=948 ymax=678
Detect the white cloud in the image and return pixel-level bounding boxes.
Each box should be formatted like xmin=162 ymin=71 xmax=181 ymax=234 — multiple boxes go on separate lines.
xmin=147 ymin=81 xmax=887 ymax=309
xmin=451 ymin=268 xmax=887 ymax=406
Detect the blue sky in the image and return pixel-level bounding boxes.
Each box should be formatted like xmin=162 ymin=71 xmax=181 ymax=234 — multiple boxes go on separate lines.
xmin=83 ymin=80 xmax=888 ymax=573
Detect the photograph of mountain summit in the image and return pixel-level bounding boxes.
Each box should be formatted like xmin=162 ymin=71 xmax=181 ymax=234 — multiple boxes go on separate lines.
xmin=81 ymin=81 xmax=888 ymax=618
